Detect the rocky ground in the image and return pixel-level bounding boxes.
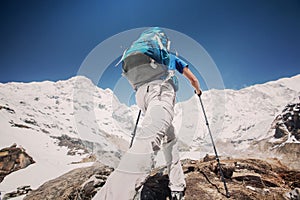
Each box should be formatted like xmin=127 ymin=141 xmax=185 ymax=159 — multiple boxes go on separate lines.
xmin=180 ymin=157 xmax=299 ymax=200
xmin=4 ymin=155 xmax=298 ymax=200
xmin=141 ymin=156 xmax=300 ymax=200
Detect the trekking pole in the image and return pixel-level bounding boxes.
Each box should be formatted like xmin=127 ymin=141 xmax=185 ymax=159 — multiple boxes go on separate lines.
xmin=129 ymin=110 xmax=142 ymax=148
xmin=197 ymin=94 xmax=230 ymax=198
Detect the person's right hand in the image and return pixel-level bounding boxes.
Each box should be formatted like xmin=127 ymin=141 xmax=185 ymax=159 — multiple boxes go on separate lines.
xmin=195 ymin=89 xmax=202 ymax=96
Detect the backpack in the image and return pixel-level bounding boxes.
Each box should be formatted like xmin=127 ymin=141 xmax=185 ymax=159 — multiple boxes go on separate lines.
xmin=120 ymin=27 xmax=171 ymax=90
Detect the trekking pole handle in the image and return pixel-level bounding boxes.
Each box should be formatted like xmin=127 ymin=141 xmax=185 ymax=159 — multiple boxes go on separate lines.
xmin=194 ymin=90 xmax=202 ymax=97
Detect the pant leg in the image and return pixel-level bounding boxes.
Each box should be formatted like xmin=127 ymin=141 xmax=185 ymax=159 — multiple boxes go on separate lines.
xmin=98 ymin=81 xmax=176 ymax=200
xmin=162 ymin=131 xmax=186 ymax=192
xmin=144 ymin=82 xmax=186 ymax=191
xmin=136 ymin=80 xmax=176 ymax=150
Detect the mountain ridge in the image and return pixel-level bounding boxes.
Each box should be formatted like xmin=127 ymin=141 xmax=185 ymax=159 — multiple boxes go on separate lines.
xmin=0 ymin=74 xmax=300 ymax=199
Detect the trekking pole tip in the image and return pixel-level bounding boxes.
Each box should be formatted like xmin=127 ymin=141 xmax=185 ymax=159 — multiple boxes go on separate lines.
xmin=226 ymin=192 xmax=231 ymax=198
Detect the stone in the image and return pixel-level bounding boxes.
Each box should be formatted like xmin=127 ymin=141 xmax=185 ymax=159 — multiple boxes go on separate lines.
xmin=0 ymin=145 xmax=35 ymax=183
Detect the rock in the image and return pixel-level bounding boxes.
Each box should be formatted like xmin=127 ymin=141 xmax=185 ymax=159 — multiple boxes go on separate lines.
xmin=2 ymin=185 xmax=32 ymax=199
xmin=23 ymin=163 xmax=113 ymax=200
xmin=271 ymin=103 xmax=300 ymax=140
xmin=9 ymin=120 xmax=31 ymax=129
xmin=287 ymin=188 xmax=300 ymax=200
xmin=0 ymin=145 xmax=35 ymax=183
xmin=51 ymin=134 xmax=90 ymax=156
xmin=140 ymin=157 xmax=300 ymax=200
xmin=71 ymin=154 xmax=97 ymax=164
xmin=23 ymin=118 xmax=38 ymax=126
xmin=0 ymin=105 xmax=15 ymax=114
xmin=203 ymin=154 xmax=216 ymax=162
xmin=140 ymin=172 xmax=171 ymax=200
xmin=255 ymin=103 xmax=300 ymax=170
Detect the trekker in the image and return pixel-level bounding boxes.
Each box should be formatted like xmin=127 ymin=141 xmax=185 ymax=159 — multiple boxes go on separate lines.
xmin=97 ymin=27 xmax=202 ymax=200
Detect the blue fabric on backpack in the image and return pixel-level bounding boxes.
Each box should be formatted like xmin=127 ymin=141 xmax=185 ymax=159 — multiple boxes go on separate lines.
xmin=121 ymin=27 xmax=170 ymax=66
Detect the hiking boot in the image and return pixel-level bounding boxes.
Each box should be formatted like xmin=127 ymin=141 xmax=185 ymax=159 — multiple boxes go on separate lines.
xmin=171 ymin=191 xmax=185 ymax=200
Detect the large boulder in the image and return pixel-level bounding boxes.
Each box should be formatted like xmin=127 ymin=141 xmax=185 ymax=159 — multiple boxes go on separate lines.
xmin=23 ymin=163 xmax=113 ymax=200
xmin=0 ymin=144 xmax=35 ymax=183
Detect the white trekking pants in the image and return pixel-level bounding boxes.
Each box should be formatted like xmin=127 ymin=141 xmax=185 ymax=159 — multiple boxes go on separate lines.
xmin=97 ymin=80 xmax=186 ymax=200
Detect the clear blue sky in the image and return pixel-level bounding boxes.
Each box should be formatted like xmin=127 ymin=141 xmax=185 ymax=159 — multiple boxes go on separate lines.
xmin=1 ymin=0 xmax=299 ymax=104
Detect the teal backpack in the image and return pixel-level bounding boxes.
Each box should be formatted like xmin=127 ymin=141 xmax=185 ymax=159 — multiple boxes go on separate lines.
xmin=120 ymin=27 xmax=171 ymax=90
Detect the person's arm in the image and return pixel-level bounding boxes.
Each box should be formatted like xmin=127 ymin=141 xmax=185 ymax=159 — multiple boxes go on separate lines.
xmin=182 ymin=67 xmax=202 ymax=95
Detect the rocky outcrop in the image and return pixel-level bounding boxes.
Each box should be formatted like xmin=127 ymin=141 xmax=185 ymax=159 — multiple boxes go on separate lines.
xmin=50 ymin=134 xmax=122 ymax=167
xmin=20 ymin=157 xmax=300 ymax=200
xmin=256 ymin=103 xmax=300 ymax=170
xmin=9 ymin=120 xmax=31 ymax=129
xmin=51 ymin=134 xmax=91 ymax=156
xmin=0 ymin=105 xmax=15 ymax=114
xmin=0 ymin=144 xmax=35 ymax=183
xmin=273 ymin=103 xmax=300 ymax=142
xmin=23 ymin=163 xmax=113 ymax=200
xmin=141 ymin=157 xmax=300 ymax=200
xmin=2 ymin=185 xmax=32 ymax=200
xmin=274 ymin=103 xmax=300 ymax=142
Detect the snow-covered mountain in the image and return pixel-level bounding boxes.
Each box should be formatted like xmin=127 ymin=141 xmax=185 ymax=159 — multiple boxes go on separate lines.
xmin=0 ymin=76 xmax=141 ymax=162
xmin=0 ymin=74 xmax=300 ymax=199
xmin=0 ymin=76 xmax=139 ymax=197
xmin=174 ymin=75 xmax=300 ymax=158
